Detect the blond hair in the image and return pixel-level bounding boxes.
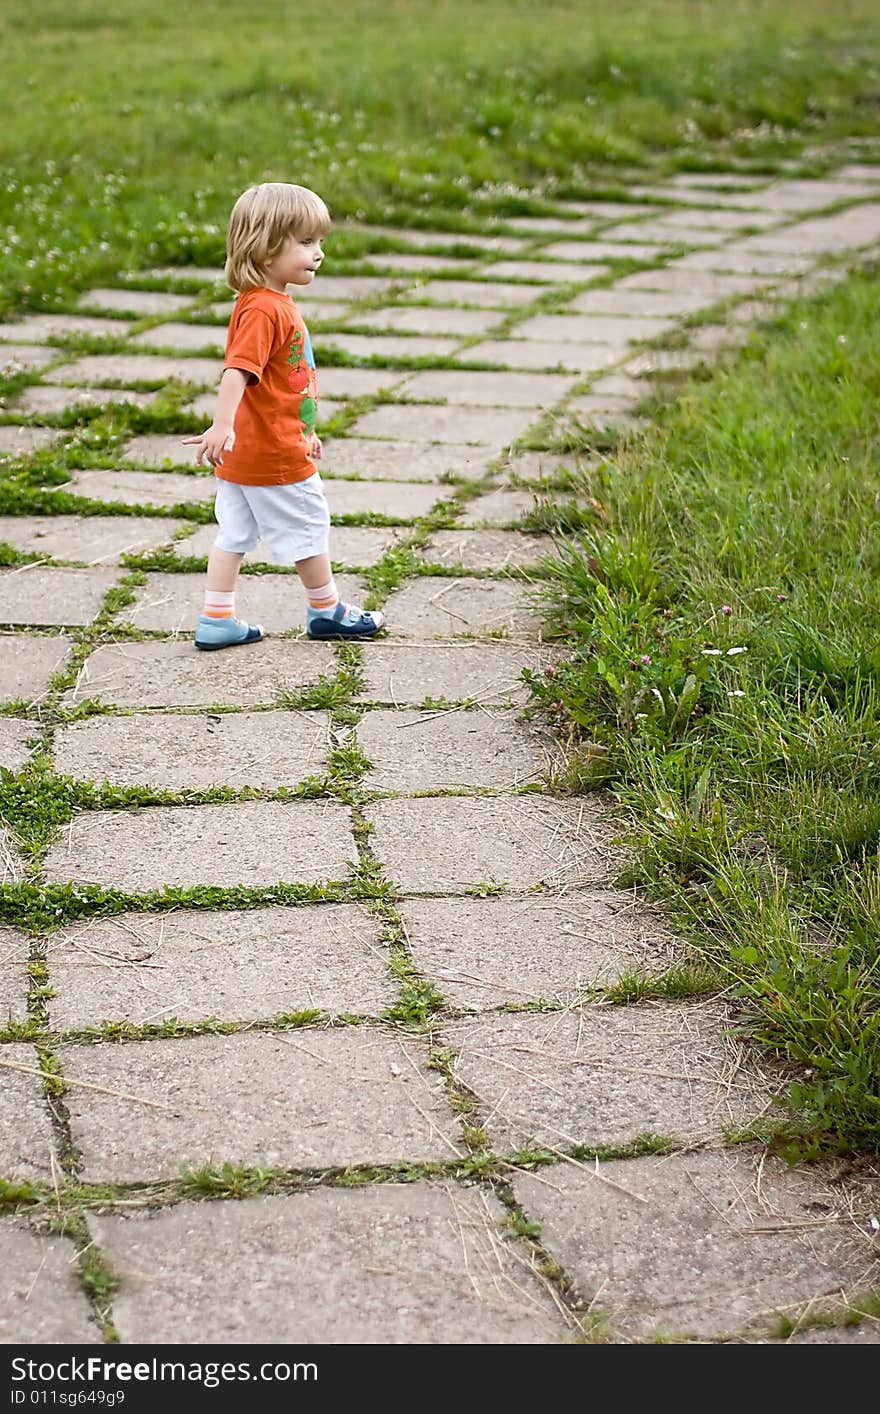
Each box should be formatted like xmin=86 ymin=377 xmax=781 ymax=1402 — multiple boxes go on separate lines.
xmin=224 ymin=183 xmax=331 ymax=291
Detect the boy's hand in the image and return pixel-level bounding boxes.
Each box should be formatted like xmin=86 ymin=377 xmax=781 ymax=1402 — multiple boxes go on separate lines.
xmin=181 ymin=424 xmax=235 ymax=467
xmin=308 ymin=432 xmax=323 ymax=460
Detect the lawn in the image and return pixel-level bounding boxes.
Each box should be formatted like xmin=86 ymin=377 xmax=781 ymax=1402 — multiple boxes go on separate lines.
xmin=527 ymin=270 xmax=880 ymax=1157
xmin=2 ymin=0 xmax=880 ymax=313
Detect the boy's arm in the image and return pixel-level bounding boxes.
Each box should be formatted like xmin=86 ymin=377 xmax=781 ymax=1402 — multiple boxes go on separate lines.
xmin=181 ymin=367 xmax=250 ymax=467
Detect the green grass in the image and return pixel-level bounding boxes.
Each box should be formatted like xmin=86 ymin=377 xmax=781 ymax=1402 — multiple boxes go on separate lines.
xmin=528 ymin=265 xmax=880 ymax=1158
xmin=3 ymin=0 xmax=880 ymax=315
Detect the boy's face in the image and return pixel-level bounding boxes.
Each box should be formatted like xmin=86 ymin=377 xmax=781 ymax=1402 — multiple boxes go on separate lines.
xmin=264 ymin=234 xmax=325 ymax=290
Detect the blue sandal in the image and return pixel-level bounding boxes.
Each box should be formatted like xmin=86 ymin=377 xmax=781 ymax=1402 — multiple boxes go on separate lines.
xmin=306 ymin=603 xmax=385 ymax=640
xmin=195 ymin=616 xmax=265 ymax=651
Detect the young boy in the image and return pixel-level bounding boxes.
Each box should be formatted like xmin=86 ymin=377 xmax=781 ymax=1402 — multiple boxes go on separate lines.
xmin=182 ymin=181 xmax=385 ymax=648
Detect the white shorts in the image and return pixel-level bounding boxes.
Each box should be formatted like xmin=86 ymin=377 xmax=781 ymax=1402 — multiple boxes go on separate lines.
xmin=213 ymin=474 xmax=330 ymax=565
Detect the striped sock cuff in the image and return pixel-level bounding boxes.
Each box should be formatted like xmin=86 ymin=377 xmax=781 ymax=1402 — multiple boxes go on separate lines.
xmin=306 ymin=579 xmax=339 ymax=612
xmin=203 ymin=590 xmax=235 ymax=620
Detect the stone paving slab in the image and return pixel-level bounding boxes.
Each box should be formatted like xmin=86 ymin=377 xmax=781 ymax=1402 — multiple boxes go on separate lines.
xmin=66 ymin=468 xmax=211 ymax=508
xmin=421 ymin=528 xmax=551 ymax=570
xmin=355 ymin=707 xmax=551 ymax=791
xmin=381 ymin=576 xmax=542 ymax=639
xmin=566 ymin=391 xmax=642 ymax=417
xmin=673 ymin=247 xmax=813 ymax=277
xmin=0 ymin=425 xmax=62 ymax=455
xmin=351 ymin=224 xmax=528 ymax=253
xmin=547 ymin=206 xmax=661 ymax=230
xmin=357 ymin=641 xmax=558 ymax=706
xmin=442 ymin=1003 xmax=774 ymax=1152
xmin=0 ymin=312 xmax=134 ymax=343
xmin=654 ymin=207 xmax=786 ymax=232
xmin=504 ymin=215 xmax=601 ymax=233
xmin=398 ymin=368 xmax=573 ymax=408
xmin=365 ymin=794 xmax=622 ymax=892
xmin=0 ymin=717 xmax=35 ymax=773
xmin=287 ymin=301 xmax=354 ymax=326
xmin=669 ymin=172 xmax=769 ymax=191
xmin=399 ymin=891 xmax=676 ymax=1008
xmin=177 ymin=387 xmax=348 ymax=425
xmin=0 ymin=514 xmax=185 ymax=564
xmin=54 ymin=710 xmax=331 ymax=790
xmin=44 ymin=354 xmax=223 ymax=387
xmin=77 ymin=288 xmax=198 ymax=315
xmin=463 ymin=340 xmax=624 ymax=374
xmin=1 ymin=566 xmax=120 ymax=626
xmin=460 ymin=489 xmax=538 ymax=525
xmin=297 ymin=276 xmax=402 ymax=302
xmin=0 ymin=924 xmax=29 ymax=1025
xmin=512 ymin=1149 xmax=880 ymax=1342
xmin=0 ymin=825 xmax=25 ymax=884
xmin=629 ymin=185 xmax=771 ymax=211
xmin=0 ymin=345 xmax=60 ymax=375
xmin=566 ymin=395 xmax=644 ymax=430
xmin=0 ymin=1045 xmax=56 ymax=1179
xmin=623 ymin=348 xmax=710 ymax=378
xmin=754 ymin=1324 xmax=880 ymax=1345
xmin=333 ymin=525 xmax=408 ymax=566
xmin=131 ymin=322 xmax=226 ymax=353
xmin=0 ymin=1223 xmax=102 ymax=1343
xmin=363 ymin=252 xmax=478 ymax=274
xmin=407 ymin=280 xmax=545 ymax=308
xmin=478 ymin=260 xmax=609 ymax=284
xmin=630 ymin=184 xmax=774 ymax=211
xmin=13 ymin=385 xmax=160 ymax=416
xmin=149 ymin=266 xmax=225 ymax=285
xmin=42 ymin=800 xmax=357 ymax=891
xmin=122 ymin=570 xmax=363 ymax=634
xmin=120 ymin=433 xmax=206 ymax=467
xmin=750 ymin=178 xmax=880 ymax=211
xmin=319 ymin=437 xmax=492 ymax=481
xmin=540 ymin=240 xmax=675 ymax=262
xmin=499 ymin=450 xmax=583 ymax=484
xmin=316 ymin=365 xmax=410 ymax=398
xmin=353 ymin=305 xmax=506 ymax=336
xmin=686 ymin=323 xmax=753 ymax=355
xmin=837 ymin=163 xmax=880 ymax=182
xmin=66 ymin=639 xmax=337 ymax=709
xmin=587 ymin=372 xmax=653 ymax=399
xmin=323 ymin=478 xmax=443 ymax=519
xmin=615 ymin=268 xmax=771 ymax=298
xmin=45 ymin=903 xmax=395 ymax=1029
xmin=350 ymin=403 xmax=538 ymax=446
xmin=0 ymin=633 xmax=72 ymax=703
xmin=91 ymin=1183 xmax=567 ymax=1344
xmin=555 ymin=201 xmax=662 ymax=220
xmin=725 ymin=297 xmax=786 ymax=327
xmin=62 ymin=1028 xmax=462 ymax=1180
xmin=179 ymin=521 xmax=405 ymax=567
xmin=317 ymin=399 xmax=351 ymax=425
xmin=571 ymin=287 xmax=717 ymax=318
xmin=515 ymin=312 xmax=676 ymax=344
xmin=597 ymin=221 xmax=724 ymax=246
xmin=736 ymin=202 xmax=880 ymax=255
xmin=315 ymin=332 xmax=462 ymax=360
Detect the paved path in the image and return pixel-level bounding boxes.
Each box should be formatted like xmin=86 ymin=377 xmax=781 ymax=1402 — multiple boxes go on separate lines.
xmin=2 ymin=162 xmax=880 ymax=1345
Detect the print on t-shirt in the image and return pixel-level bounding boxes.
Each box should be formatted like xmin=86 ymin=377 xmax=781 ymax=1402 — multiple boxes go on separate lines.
xmin=288 ymin=326 xmax=318 ymax=438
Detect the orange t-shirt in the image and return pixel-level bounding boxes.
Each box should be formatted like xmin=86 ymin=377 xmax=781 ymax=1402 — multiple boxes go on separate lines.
xmin=216 ymin=286 xmax=319 ymax=486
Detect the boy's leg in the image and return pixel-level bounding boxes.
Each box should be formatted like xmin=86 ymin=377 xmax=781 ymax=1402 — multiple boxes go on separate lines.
xmin=194 ymin=489 xmax=264 ymax=650
xmin=296 ymin=552 xmax=385 ymax=640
